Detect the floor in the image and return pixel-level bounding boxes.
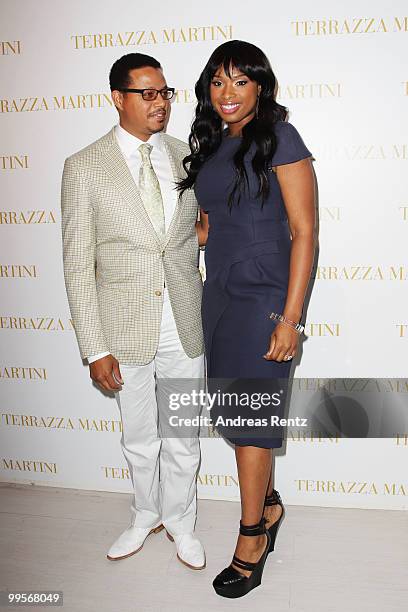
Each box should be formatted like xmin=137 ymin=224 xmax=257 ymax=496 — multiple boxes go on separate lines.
xmin=0 ymin=483 xmax=407 ymax=612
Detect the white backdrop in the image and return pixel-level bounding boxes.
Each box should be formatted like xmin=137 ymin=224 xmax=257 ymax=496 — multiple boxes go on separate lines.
xmin=1 ymin=0 xmax=407 ymax=510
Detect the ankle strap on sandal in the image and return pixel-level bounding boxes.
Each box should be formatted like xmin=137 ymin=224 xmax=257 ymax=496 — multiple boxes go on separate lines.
xmin=239 ymin=517 xmax=266 ymax=536
xmin=264 ymin=489 xmax=282 ymax=507
xmin=232 ymin=555 xmax=258 ymax=572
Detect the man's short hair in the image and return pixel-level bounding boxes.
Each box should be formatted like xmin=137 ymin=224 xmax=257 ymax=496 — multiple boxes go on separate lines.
xmin=109 ymin=53 xmax=162 ymax=91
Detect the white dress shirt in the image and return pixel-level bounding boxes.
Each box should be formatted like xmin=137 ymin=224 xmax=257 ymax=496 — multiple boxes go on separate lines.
xmin=88 ymin=124 xmax=177 ymax=364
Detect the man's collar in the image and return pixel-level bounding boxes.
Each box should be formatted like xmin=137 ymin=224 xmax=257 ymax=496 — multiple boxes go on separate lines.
xmin=115 ymin=123 xmax=164 ymax=158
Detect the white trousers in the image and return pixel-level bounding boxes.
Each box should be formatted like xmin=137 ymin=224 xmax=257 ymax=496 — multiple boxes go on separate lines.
xmin=115 ymin=294 xmax=204 ymax=535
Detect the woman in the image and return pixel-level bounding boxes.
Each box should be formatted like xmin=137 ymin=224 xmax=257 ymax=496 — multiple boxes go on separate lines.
xmin=178 ymin=40 xmax=315 ymax=598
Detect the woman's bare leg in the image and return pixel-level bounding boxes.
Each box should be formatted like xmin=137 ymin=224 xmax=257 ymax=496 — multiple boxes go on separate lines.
xmin=231 ymin=445 xmax=271 ymax=577
xmin=264 ymin=451 xmax=283 ymax=528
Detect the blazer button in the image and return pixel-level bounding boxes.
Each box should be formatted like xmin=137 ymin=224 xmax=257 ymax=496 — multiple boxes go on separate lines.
xmin=154 ymin=290 xmax=162 ymax=296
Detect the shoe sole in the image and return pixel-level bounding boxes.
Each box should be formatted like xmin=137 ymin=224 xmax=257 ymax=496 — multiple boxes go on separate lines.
xmin=107 ymin=524 xmax=164 ymax=561
xmin=165 ymin=531 xmax=206 ymax=570
xmin=213 ymin=581 xmax=261 ymax=599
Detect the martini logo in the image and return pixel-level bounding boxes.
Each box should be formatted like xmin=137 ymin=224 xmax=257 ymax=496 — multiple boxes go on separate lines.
xmin=277 ymin=83 xmax=341 ymax=99
xmin=0 ymin=210 xmax=56 ymax=224
xmin=295 ymin=479 xmax=407 ymax=496
xmin=2 ymin=459 xmax=57 ymax=474
xmin=1 ymin=155 xmax=28 ymax=169
xmin=396 ymin=324 xmax=407 ymax=337
xmin=0 ymin=317 xmax=75 ymax=331
xmin=198 ymin=474 xmax=238 ymax=487
xmin=0 ymin=41 xmax=21 ymax=55
xmin=71 ymin=25 xmax=233 ymax=49
xmin=0 ymin=368 xmax=46 ymax=381
xmin=0 ymin=265 xmax=37 ymax=279
xmin=291 ymin=17 xmax=408 ymax=36
xmin=314 ymin=266 xmax=407 ymax=280
xmin=304 ymin=323 xmax=340 ymax=336
xmin=0 ymin=94 xmax=113 ymax=113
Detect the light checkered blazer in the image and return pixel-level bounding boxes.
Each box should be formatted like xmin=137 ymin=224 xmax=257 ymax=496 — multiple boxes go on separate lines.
xmin=61 ymin=128 xmax=204 ymax=365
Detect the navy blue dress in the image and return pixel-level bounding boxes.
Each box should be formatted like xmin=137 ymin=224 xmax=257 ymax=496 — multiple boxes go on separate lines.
xmin=195 ymin=121 xmax=312 ymax=448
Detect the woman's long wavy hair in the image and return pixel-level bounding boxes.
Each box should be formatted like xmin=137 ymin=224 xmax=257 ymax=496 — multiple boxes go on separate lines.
xmin=177 ymin=40 xmax=287 ymax=208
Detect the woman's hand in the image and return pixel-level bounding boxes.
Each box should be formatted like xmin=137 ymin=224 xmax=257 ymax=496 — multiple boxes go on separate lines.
xmin=196 ymin=208 xmax=209 ymax=246
xmin=263 ymin=322 xmax=299 ymax=362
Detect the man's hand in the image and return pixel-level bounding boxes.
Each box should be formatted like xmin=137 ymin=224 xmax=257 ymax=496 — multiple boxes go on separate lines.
xmin=89 ymin=354 xmax=123 ymax=392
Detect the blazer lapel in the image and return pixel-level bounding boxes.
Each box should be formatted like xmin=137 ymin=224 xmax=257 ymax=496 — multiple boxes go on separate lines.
xmin=161 ymin=135 xmax=187 ymax=248
xmin=98 ymin=129 xmax=163 ymax=247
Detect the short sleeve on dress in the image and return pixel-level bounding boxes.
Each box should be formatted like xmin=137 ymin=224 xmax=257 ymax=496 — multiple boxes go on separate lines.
xmin=271 ymin=121 xmax=312 ymax=166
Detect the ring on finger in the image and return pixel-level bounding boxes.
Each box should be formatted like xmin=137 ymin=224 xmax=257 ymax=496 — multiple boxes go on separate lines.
xmin=284 ymin=354 xmax=293 ymax=361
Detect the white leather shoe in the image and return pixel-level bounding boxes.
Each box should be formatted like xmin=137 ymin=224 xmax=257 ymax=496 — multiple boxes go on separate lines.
xmin=166 ymin=532 xmax=206 ymax=570
xmin=107 ymin=524 xmax=163 ymax=560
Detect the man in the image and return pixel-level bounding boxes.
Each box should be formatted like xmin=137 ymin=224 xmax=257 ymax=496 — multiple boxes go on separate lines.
xmin=61 ymin=53 xmax=205 ymax=569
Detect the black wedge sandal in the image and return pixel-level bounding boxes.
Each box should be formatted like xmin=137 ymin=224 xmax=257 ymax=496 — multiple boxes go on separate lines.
xmin=212 ymin=517 xmax=271 ymax=599
xmin=264 ymin=489 xmax=285 ymax=554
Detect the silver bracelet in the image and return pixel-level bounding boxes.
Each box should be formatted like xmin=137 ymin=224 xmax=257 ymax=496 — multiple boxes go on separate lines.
xmin=269 ymin=312 xmax=304 ymax=334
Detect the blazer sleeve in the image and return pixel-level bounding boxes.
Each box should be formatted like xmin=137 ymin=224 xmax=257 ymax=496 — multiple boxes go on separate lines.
xmin=61 ymin=156 xmax=109 ymax=359
xmin=271 ymin=121 xmax=313 ymax=167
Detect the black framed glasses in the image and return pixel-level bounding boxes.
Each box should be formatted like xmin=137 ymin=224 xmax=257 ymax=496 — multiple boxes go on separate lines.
xmin=119 ymin=87 xmax=175 ymax=101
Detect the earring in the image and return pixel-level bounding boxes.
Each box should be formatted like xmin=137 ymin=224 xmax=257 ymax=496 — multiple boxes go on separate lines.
xmin=255 ymin=96 xmax=260 ymax=119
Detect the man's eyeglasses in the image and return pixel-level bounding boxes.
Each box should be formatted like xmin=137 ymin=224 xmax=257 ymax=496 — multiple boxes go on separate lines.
xmin=118 ymin=87 xmax=175 ymax=101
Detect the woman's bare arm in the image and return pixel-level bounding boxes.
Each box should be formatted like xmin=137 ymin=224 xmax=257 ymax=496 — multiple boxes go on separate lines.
xmin=265 ymin=158 xmax=316 ymax=362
